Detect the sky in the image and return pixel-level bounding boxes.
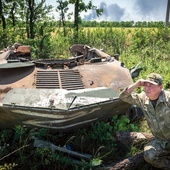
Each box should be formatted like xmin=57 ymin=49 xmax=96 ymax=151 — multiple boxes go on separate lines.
xmin=46 ymin=0 xmax=168 ymax=22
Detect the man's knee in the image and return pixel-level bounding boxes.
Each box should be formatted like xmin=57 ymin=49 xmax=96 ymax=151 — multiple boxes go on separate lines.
xmin=144 ymin=139 xmax=170 ymax=169
xmin=144 ymin=145 xmax=157 ymax=163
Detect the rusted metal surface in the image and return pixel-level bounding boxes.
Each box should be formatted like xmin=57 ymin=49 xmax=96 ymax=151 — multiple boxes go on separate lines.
xmin=36 ymin=70 xmax=84 ymax=90
xmin=73 ymin=60 xmax=132 ymax=93
xmin=0 ymin=43 xmax=31 ymax=64
xmin=69 ymin=44 xmax=111 ymax=62
xmin=0 ymin=44 xmax=134 ymax=132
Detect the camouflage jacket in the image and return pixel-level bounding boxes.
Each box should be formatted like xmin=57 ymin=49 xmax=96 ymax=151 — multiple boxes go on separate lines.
xmin=119 ymin=89 xmax=170 ymax=140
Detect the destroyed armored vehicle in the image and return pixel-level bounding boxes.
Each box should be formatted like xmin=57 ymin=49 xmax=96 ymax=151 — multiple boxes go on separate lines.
xmin=0 ymin=44 xmax=139 ymax=132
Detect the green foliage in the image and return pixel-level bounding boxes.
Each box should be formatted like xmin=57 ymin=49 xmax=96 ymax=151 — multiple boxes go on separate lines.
xmin=112 ymin=115 xmax=139 ymax=132
xmin=1 ymin=17 xmax=170 ymax=169
xmin=0 ymin=163 xmax=18 ymax=170
xmin=0 ymin=115 xmax=140 ymax=169
xmin=1 ymin=1 xmax=170 ymax=169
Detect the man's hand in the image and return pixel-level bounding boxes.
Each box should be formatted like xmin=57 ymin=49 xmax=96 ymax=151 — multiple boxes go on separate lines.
xmin=126 ymin=79 xmax=145 ymax=93
xmin=135 ymin=79 xmax=146 ymax=87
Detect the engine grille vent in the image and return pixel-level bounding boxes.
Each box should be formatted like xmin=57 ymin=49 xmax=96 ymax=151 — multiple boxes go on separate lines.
xmin=36 ymin=70 xmax=84 ymax=90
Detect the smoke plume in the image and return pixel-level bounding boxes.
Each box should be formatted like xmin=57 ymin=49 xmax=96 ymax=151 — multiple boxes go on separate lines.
xmin=83 ymin=2 xmax=125 ymax=21
xmin=82 ymin=0 xmax=167 ymax=22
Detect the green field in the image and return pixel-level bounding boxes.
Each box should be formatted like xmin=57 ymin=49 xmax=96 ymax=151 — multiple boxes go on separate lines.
xmin=1 ymin=26 xmax=170 ymax=169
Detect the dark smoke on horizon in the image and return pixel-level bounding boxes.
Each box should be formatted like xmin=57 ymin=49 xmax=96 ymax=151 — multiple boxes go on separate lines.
xmin=134 ymin=0 xmax=166 ymax=19
xmin=82 ymin=0 xmax=167 ymax=21
xmin=83 ymin=2 xmax=125 ymax=21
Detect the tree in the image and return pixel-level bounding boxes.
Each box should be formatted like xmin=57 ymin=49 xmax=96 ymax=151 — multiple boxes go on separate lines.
xmin=21 ymin=0 xmax=53 ymax=39
xmin=56 ymin=0 xmax=72 ymax=36
xmin=0 ymin=0 xmax=53 ymax=39
xmin=0 ymin=0 xmax=21 ymax=29
xmin=9 ymin=1 xmax=17 ymax=27
xmin=165 ymin=0 xmax=170 ymax=26
xmin=0 ymin=0 xmax=7 ymax=29
xmin=69 ymin=0 xmax=103 ymax=42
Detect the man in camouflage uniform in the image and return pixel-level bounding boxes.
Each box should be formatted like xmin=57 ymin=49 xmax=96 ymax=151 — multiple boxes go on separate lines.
xmin=119 ymin=73 xmax=170 ymax=170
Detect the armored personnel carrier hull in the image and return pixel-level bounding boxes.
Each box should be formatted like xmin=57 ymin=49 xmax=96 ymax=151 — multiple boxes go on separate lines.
xmin=0 ymin=44 xmax=134 ymax=132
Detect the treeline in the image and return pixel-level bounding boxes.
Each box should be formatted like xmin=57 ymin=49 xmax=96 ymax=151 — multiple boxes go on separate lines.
xmin=51 ymin=20 xmax=166 ymax=28
xmin=0 ymin=0 xmax=169 ymax=61
xmin=80 ymin=20 xmax=166 ymax=28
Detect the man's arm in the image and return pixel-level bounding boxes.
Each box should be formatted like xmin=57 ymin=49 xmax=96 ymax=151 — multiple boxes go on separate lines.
xmin=119 ymin=79 xmax=145 ymax=106
xmin=126 ymin=79 xmax=145 ymax=93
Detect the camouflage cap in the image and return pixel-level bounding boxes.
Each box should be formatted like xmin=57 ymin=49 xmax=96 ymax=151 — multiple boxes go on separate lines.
xmin=144 ymin=73 xmax=163 ymax=85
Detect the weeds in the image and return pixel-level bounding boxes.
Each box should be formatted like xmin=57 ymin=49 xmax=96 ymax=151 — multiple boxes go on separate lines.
xmin=0 ymin=114 xmax=143 ymax=169
xmin=1 ymin=27 xmax=170 ymax=169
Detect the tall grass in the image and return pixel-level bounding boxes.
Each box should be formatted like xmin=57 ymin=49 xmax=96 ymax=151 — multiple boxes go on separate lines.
xmin=49 ymin=27 xmax=170 ymax=86
xmin=1 ymin=26 xmax=170 ymax=169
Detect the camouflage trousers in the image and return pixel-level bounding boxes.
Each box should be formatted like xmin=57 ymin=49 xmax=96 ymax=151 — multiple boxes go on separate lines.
xmin=144 ymin=138 xmax=170 ymax=170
